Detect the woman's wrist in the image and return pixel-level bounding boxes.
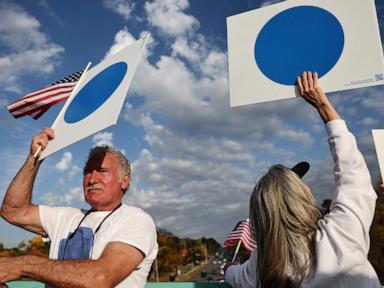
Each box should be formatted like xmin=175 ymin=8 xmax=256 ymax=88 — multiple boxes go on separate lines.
xmin=317 ymin=100 xmax=341 ymax=123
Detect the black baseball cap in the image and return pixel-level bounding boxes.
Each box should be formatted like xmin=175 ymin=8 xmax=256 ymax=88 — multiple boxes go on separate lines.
xmin=290 ymin=162 xmax=310 ymax=178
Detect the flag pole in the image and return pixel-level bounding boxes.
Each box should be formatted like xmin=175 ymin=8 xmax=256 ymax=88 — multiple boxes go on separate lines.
xmin=155 ymin=259 xmax=159 ymax=282
xmin=50 ymin=62 xmax=92 ymax=130
xmin=232 ymin=240 xmax=242 ymax=262
xmin=33 ymin=62 xmax=92 ymax=158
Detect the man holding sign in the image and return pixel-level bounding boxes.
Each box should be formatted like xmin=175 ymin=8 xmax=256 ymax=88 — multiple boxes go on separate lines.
xmin=0 ymin=130 xmax=158 ymax=288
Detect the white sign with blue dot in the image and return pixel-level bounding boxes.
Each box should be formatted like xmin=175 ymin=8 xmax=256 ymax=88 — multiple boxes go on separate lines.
xmin=227 ymin=0 xmax=384 ymax=107
xmin=372 ymin=130 xmax=384 ymax=188
xmin=39 ymin=35 xmax=150 ymax=159
xmin=63 ymin=62 xmax=128 ymax=124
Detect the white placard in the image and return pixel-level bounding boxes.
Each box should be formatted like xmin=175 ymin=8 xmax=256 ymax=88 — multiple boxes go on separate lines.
xmin=39 ymin=34 xmax=150 ymax=159
xmin=227 ymin=0 xmax=384 ymax=107
xmin=372 ymin=129 xmax=384 ymax=183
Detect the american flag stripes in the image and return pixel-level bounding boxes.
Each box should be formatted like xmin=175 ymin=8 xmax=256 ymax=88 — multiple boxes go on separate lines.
xmin=224 ymin=218 xmax=257 ymax=252
xmin=7 ymin=70 xmax=84 ymax=120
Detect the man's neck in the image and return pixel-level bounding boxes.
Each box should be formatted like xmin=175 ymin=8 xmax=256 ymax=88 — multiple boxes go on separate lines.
xmin=91 ymin=201 xmax=122 ymax=212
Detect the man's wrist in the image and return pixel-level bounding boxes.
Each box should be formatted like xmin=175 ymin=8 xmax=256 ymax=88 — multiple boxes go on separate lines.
xmin=7 ymin=256 xmax=28 ymax=279
xmin=25 ymin=155 xmax=41 ymax=169
xmin=17 ymin=255 xmax=48 ymax=278
xmin=16 ymin=255 xmax=32 ymax=276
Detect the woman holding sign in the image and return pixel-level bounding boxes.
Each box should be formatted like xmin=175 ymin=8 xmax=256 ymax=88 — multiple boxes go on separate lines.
xmin=224 ymin=72 xmax=380 ymax=287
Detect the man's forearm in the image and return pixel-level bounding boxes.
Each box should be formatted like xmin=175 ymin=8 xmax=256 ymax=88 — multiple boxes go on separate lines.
xmin=1 ymin=242 xmax=143 ymax=288
xmin=14 ymin=255 xmax=114 ymax=288
xmin=1 ymin=156 xmax=40 ymax=216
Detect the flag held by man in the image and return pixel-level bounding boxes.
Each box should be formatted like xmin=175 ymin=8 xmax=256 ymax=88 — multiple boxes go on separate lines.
xmin=7 ymin=70 xmax=84 ymax=120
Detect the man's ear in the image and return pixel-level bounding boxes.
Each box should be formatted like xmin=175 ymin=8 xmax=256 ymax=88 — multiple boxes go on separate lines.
xmin=121 ymin=175 xmax=130 ymax=190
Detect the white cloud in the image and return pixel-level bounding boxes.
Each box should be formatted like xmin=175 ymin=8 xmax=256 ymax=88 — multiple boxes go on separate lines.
xmin=0 ymin=2 xmax=64 ymax=92
xmin=132 ymin=55 xmax=204 ymax=111
xmin=171 ymin=35 xmax=227 ymax=78
xmin=304 ymin=157 xmax=335 ymax=202
xmin=103 ymin=27 xmax=154 ymax=65
xmin=131 ymin=46 xmax=313 ymax=142
xmin=123 ymin=106 xmax=305 ymax=241
xmin=0 ymin=4 xmax=44 ymax=51
xmin=92 ymin=131 xmax=114 ymax=147
xmin=104 ymin=27 xmax=136 ymax=59
xmin=0 ymin=146 xmax=29 ymax=199
xmin=276 ymin=128 xmax=314 ymax=146
xmin=103 ymin=0 xmax=134 ymax=20
xmin=55 ymin=152 xmax=73 ymax=171
xmin=200 ymin=50 xmax=228 ymax=78
xmin=64 ymin=187 xmax=83 ymax=204
xmin=144 ymin=0 xmax=199 ymax=37
xmin=41 ymin=186 xmax=83 ymax=206
xmin=360 ymin=117 xmax=379 ymax=126
xmin=129 ymin=144 xmax=255 ymax=228
xmin=360 ymin=87 xmax=384 ymax=114
xmin=171 ymin=37 xmax=202 ymax=63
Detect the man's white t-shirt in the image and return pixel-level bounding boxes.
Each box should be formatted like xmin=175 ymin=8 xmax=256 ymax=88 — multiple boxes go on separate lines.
xmin=39 ymin=203 xmax=158 ymax=287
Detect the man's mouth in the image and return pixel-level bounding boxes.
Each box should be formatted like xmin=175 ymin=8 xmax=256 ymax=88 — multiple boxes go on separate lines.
xmin=87 ymin=184 xmax=104 ymax=192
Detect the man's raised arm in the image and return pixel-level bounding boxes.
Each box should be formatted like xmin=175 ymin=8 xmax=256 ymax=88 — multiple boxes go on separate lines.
xmin=0 ymin=128 xmax=54 ymax=236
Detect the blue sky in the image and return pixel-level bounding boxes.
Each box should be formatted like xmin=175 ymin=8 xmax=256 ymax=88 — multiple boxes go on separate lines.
xmin=0 ymin=0 xmax=383 ymax=247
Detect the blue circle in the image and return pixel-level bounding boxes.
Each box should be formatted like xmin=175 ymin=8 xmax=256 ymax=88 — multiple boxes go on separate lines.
xmin=254 ymin=6 xmax=344 ymax=85
xmin=64 ymin=62 xmax=128 ymax=123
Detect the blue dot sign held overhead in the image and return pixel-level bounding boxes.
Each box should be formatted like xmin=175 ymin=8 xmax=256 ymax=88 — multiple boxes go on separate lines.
xmin=38 ymin=34 xmax=151 ymax=160
xmin=254 ymin=6 xmax=344 ymax=86
xmin=64 ymin=62 xmax=128 ymax=123
xmin=227 ymin=0 xmax=384 ymax=107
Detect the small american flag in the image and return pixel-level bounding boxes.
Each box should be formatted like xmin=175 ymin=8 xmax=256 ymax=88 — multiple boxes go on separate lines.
xmin=224 ymin=218 xmax=257 ymax=252
xmin=7 ymin=70 xmax=84 ymax=120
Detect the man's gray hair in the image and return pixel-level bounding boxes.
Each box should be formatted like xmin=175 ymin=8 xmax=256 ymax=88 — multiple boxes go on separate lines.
xmin=84 ymin=145 xmax=131 ymax=194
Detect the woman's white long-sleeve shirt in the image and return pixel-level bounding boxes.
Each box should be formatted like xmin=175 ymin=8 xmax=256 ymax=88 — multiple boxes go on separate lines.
xmin=225 ymin=119 xmax=380 ymax=288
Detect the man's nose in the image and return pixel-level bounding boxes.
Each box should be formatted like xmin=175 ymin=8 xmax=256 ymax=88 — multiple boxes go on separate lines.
xmin=89 ymin=170 xmax=99 ymax=184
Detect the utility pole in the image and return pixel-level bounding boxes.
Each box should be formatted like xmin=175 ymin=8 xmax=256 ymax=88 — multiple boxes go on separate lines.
xmin=155 ymin=259 xmax=159 ymax=282
xmin=204 ymin=244 xmax=208 ymax=263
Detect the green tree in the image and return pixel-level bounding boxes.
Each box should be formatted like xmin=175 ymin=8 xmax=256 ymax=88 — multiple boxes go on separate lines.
xmin=368 ymin=180 xmax=384 ymax=282
xmin=18 ymin=241 xmax=26 ymax=250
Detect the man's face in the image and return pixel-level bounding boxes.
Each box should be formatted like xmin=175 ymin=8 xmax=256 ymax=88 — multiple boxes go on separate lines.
xmin=83 ymin=152 xmax=129 ymax=211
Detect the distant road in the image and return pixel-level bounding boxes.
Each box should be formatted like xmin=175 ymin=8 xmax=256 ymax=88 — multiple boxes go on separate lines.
xmin=189 ymin=259 xmax=225 ymax=282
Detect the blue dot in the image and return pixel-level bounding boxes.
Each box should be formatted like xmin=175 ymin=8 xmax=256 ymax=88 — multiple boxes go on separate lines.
xmin=64 ymin=62 xmax=128 ymax=123
xmin=254 ymin=6 xmax=344 ymax=85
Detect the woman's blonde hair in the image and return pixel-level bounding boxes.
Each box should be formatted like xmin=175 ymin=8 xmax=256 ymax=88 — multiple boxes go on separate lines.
xmin=250 ymin=164 xmax=322 ymax=288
